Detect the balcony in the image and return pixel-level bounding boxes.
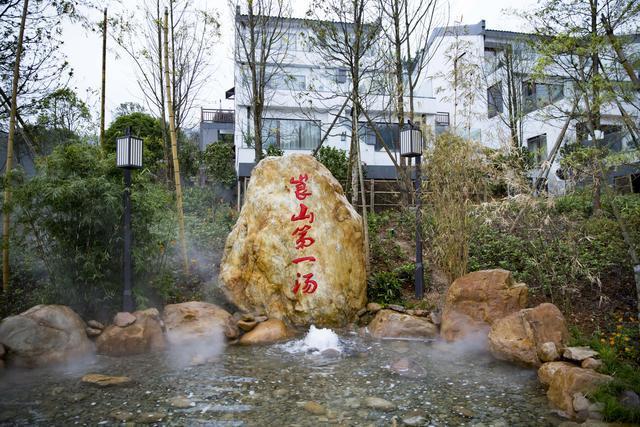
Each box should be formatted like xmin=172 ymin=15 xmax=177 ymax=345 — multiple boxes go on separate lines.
xmin=201 ymin=108 xmax=234 ymax=123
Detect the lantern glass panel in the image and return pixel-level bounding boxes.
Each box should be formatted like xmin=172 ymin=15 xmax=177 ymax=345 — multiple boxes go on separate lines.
xmin=400 ymin=128 xmax=423 ymax=157
xmin=116 ymin=136 xmax=144 ymax=169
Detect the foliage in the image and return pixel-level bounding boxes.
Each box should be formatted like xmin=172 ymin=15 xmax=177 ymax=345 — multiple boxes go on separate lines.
xmin=8 ymin=142 xmax=175 ymax=317
xmin=468 ymin=193 xmax=638 ymax=309
xmin=3 ymin=142 xmax=239 ymax=318
xmin=315 ymin=146 xmax=348 ymax=185
xmin=202 ymin=142 xmax=236 ymax=186
xmin=104 ymin=112 xmax=166 ymax=171
xmin=36 ymin=88 xmax=91 ymax=135
xmin=113 ymin=102 xmax=147 ymax=118
xmin=567 ymin=315 xmax=640 ymax=424
xmin=367 ymin=270 xmax=403 ymax=304
xmin=423 ymin=132 xmax=489 ymax=284
xmin=265 ymin=144 xmax=284 ymax=157
xmin=367 ymin=210 xmax=409 ymax=273
xmin=178 ymin=134 xmax=202 ymax=180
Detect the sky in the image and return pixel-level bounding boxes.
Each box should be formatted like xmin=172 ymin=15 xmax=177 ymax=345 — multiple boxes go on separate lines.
xmin=61 ymin=0 xmax=537 ymax=130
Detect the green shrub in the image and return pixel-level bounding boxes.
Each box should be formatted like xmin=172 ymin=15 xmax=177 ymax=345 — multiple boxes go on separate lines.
xmin=315 ymin=146 xmax=348 ymax=186
xmin=202 ymin=142 xmax=236 ymax=186
xmin=265 ymin=144 xmax=284 ymax=157
xmin=367 ymin=271 xmax=403 ymax=304
xmin=1 ymin=142 xmax=237 ymax=317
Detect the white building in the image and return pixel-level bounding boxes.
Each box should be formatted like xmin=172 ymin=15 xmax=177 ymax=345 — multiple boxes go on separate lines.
xmin=211 ymin=15 xmax=638 ymax=197
xmin=231 ymin=12 xmax=438 ymax=187
xmin=426 ymin=20 xmax=640 ymax=194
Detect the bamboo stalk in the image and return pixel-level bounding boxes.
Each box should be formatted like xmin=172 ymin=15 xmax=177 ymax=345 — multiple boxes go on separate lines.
xmin=99 ymin=8 xmax=107 ymax=149
xmin=3 ymin=0 xmax=29 ymax=292
xmin=163 ymin=8 xmax=189 ymax=274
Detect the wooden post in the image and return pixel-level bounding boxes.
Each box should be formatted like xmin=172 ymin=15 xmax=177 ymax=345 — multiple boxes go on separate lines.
xmin=370 ymin=179 xmax=375 ymax=213
xmin=163 ymin=8 xmax=189 ymax=274
xmin=99 ymin=8 xmax=107 ymax=149
xmin=236 ymin=179 xmax=241 ymax=211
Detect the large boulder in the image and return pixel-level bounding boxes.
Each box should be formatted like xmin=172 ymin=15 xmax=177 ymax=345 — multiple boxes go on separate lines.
xmin=96 ymin=308 xmax=166 ymax=356
xmin=538 ymin=361 xmax=576 ymax=386
xmin=239 ymin=319 xmax=295 ymax=345
xmin=162 ymin=301 xmax=239 ymax=344
xmin=0 ymin=305 xmax=94 ymax=367
xmin=488 ymin=303 xmax=570 ymax=366
xmin=219 ymin=154 xmax=367 ymax=327
xmin=441 ymin=269 xmax=527 ymax=341
xmin=368 ymin=310 xmax=438 ymax=339
xmin=546 ymin=366 xmax=612 ymax=418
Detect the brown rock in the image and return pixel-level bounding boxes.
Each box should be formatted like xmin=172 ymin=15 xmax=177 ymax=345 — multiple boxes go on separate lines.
xmin=547 ymin=366 xmax=612 ymax=418
xmin=96 ymin=309 xmax=166 ymax=357
xmin=239 ymin=319 xmax=294 ymax=345
xmin=237 ymin=319 xmax=258 ymax=332
xmin=563 ymin=346 xmax=599 ymax=362
xmin=81 ymin=373 xmax=132 ymax=387
xmin=135 ymin=412 xmax=166 ymax=424
xmin=163 ymin=301 xmax=239 ymax=344
xmin=169 ymin=396 xmax=194 ymax=408
xmin=110 ymin=410 xmax=135 ymax=422
xmin=488 ymin=303 xmax=569 ymax=366
xmin=366 ymin=303 xmax=382 ymax=313
xmin=113 ymin=312 xmax=136 ymax=327
xmin=441 ymin=269 xmax=527 ymax=341
xmin=0 ymin=305 xmax=94 ymax=367
xmin=412 ymin=309 xmax=430 ymax=317
xmin=540 ymin=342 xmax=560 ymax=362
xmin=85 ymin=327 xmax=102 ymax=338
xmin=254 ymin=316 xmax=268 ymax=323
xmin=241 ymin=313 xmax=255 ymax=322
xmin=387 ymin=304 xmax=406 ymax=313
xmin=219 ymin=154 xmax=367 ymax=327
xmin=303 ymin=401 xmax=327 ymax=415
xmin=368 ymin=310 xmax=438 ymax=340
xmin=581 ymin=357 xmax=603 ymax=371
xmin=87 ymin=320 xmax=104 ymax=330
xmin=429 ymin=312 xmax=441 ymax=325
xmin=538 ymin=361 xmax=576 ymax=386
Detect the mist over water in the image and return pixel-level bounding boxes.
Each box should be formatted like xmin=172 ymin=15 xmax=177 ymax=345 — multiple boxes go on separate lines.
xmin=0 ymin=329 xmax=564 ymax=426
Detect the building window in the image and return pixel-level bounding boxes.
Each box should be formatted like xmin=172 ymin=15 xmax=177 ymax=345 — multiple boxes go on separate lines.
xmin=336 ymin=68 xmax=348 ymax=84
xmin=523 ymin=81 xmax=564 ymax=113
xmin=261 ymin=118 xmax=320 ymax=150
xmin=435 ymin=112 xmax=449 ymax=135
xmin=359 ymin=122 xmax=399 ymax=151
xmin=266 ymin=73 xmax=306 ymax=91
xmin=487 ymin=82 xmax=503 ymax=118
xmin=527 ymin=134 xmax=547 ymax=166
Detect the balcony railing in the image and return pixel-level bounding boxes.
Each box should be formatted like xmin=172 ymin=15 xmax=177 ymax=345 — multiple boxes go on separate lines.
xmin=581 ymin=131 xmax=624 ymax=152
xmin=201 ymin=108 xmax=234 ymax=123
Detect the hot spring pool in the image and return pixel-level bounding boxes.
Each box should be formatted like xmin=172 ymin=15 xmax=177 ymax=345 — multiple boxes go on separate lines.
xmin=0 ymin=328 xmax=564 ymax=426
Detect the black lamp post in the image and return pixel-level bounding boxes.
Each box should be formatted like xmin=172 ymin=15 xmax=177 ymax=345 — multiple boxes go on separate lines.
xmin=400 ymin=120 xmax=424 ymax=299
xmin=116 ymin=127 xmax=143 ymax=312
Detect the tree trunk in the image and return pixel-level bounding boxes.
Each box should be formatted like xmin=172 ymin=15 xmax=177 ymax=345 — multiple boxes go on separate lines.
xmin=356 ymin=132 xmax=370 ymax=273
xmin=2 ymin=0 xmax=29 ymax=293
xmin=163 ymin=8 xmax=189 ymax=274
xmin=99 ymin=8 xmax=107 ymax=149
xmin=157 ymin=0 xmax=172 ymax=186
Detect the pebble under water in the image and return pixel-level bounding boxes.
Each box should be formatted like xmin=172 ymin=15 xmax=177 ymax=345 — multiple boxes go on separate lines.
xmin=0 ymin=331 xmax=565 ymax=426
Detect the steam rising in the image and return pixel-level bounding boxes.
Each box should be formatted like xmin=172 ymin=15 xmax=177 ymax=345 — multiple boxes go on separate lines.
xmin=166 ymin=326 xmax=226 ymax=367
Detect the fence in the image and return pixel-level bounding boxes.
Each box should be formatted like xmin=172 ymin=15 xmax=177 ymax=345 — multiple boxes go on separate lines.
xmin=236 ymin=177 xmax=409 ymax=212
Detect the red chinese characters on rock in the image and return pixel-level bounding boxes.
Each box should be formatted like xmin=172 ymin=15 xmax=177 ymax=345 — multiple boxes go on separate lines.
xmin=289 ymin=174 xmax=318 ymax=294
